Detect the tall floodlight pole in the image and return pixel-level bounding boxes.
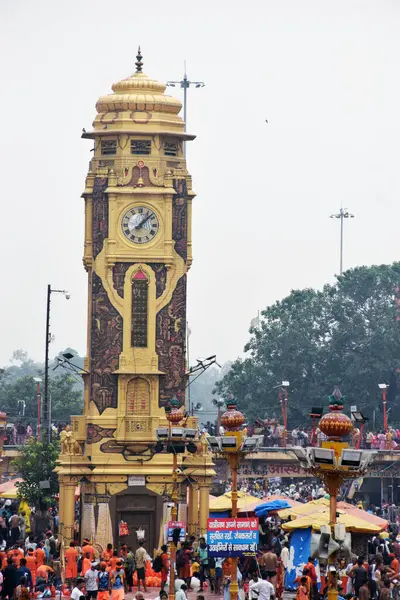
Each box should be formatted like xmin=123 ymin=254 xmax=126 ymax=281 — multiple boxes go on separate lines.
xmin=330 ymin=208 xmax=355 ymax=275
xmin=43 ymin=285 xmax=70 ymax=443
xmin=166 ymin=63 xmax=205 ymax=158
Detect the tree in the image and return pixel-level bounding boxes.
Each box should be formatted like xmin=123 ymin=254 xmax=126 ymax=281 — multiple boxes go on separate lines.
xmin=214 ymin=263 xmax=400 ymax=426
xmin=0 ymin=364 xmax=83 ymax=425
xmin=12 ymin=437 xmax=60 ymax=508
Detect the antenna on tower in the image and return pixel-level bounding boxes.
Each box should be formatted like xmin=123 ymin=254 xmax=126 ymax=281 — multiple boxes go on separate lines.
xmin=135 ymin=46 xmax=143 ymax=73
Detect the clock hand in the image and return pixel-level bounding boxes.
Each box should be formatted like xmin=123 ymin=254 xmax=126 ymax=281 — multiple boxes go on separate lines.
xmin=135 ymin=212 xmax=153 ymax=229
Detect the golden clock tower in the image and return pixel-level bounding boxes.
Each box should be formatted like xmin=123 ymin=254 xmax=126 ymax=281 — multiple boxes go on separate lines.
xmin=56 ymin=49 xmax=214 ymax=553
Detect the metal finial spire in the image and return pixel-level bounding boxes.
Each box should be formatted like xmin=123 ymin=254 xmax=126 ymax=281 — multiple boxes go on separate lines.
xmin=135 ymin=46 xmax=143 ymax=73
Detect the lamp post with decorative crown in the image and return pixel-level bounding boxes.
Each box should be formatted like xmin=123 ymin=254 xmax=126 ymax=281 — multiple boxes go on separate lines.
xmin=155 ymin=399 xmax=199 ymax=600
xmin=317 ymin=386 xmax=354 ymax=528
xmin=165 ymin=405 xmax=185 ymax=600
xmin=207 ymin=400 xmax=262 ymax=600
xmin=289 ymin=386 xmax=377 ymax=600
xmin=221 ymin=397 xmax=245 ymax=600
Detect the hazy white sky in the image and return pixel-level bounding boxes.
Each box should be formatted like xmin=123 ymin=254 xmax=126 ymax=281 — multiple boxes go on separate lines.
xmin=1 ymin=0 xmax=400 ymax=368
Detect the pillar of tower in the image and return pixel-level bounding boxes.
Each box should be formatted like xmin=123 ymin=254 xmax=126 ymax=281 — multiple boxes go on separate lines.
xmin=188 ymin=483 xmax=199 ymax=535
xmin=58 ymin=479 xmax=65 ymax=539
xmin=199 ymin=483 xmax=210 ymax=536
xmin=63 ymin=482 xmax=76 ymax=547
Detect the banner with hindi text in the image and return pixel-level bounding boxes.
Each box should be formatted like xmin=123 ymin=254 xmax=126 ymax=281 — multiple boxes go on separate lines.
xmin=207 ymin=517 xmax=259 ymax=557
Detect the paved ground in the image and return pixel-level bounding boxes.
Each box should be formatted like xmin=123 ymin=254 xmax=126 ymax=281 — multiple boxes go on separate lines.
xmin=124 ymin=588 xmax=223 ymax=600
xmin=122 ymin=587 xmax=296 ymax=600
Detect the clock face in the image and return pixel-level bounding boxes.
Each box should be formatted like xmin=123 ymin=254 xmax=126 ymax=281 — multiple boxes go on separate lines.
xmin=121 ymin=206 xmax=159 ymax=244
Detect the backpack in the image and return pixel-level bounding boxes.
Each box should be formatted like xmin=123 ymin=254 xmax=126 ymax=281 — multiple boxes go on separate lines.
xmin=153 ymin=555 xmax=163 ymax=573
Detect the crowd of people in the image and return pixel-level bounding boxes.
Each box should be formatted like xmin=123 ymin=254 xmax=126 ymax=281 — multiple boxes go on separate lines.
xmin=200 ymin=416 xmax=400 ymax=452
xmin=4 ymin=422 xmax=68 ymax=447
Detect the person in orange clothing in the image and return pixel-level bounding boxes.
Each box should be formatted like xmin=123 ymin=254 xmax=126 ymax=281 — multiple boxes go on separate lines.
xmin=296 ymin=576 xmax=309 ymax=600
xmin=65 ymin=542 xmax=79 ymax=588
xmin=25 ymin=548 xmax=37 ymax=586
xmin=81 ymin=552 xmax=92 ymax=576
xmin=391 ymin=553 xmax=399 ymax=574
xmin=36 ymin=564 xmax=54 ymax=583
xmin=160 ymin=545 xmax=170 ymax=591
xmin=295 ymin=569 xmax=311 ymax=598
xmin=81 ymin=540 xmax=96 ymax=561
xmin=35 ymin=543 xmax=46 ymax=568
xmin=108 ymin=551 xmax=120 ymax=572
xmin=102 ymin=544 xmax=113 ymax=563
xmin=10 ymin=547 xmax=22 ymax=567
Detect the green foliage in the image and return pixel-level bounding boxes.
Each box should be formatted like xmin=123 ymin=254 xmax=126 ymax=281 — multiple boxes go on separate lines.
xmin=0 ymin=349 xmax=83 ymax=425
xmin=12 ymin=438 xmax=60 ymax=508
xmin=0 ymin=371 xmax=83 ymax=424
xmin=214 ymin=263 xmax=400 ymax=426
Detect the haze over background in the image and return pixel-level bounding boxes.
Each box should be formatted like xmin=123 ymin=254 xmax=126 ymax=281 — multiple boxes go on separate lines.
xmin=1 ymin=0 xmax=399 ymax=368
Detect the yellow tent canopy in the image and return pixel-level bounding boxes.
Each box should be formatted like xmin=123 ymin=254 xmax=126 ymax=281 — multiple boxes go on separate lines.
xmin=278 ymin=498 xmax=329 ymax=519
xmin=279 ymin=497 xmax=387 ymax=534
xmin=0 ymin=478 xmax=23 ymax=499
xmin=209 ymin=491 xmax=264 ymax=512
xmin=281 ymin=507 xmax=383 ymax=533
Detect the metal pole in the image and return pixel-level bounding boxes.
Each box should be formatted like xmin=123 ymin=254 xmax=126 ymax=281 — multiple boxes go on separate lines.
xmin=166 ymin=68 xmax=204 ymax=161
xmin=183 ymin=72 xmax=188 ymax=158
xmin=186 ymin=321 xmax=191 ymax=415
xmin=330 ymin=208 xmax=354 ymax=276
xmin=340 ymin=209 xmax=344 ymax=275
xmin=230 ymin=452 xmax=239 ymax=600
xmin=327 ymin=475 xmax=339 ymax=600
xmin=283 ymin=389 xmax=288 ymax=448
xmin=37 ymin=381 xmax=41 ymax=441
xmin=43 ymin=284 xmax=51 ymax=443
xmin=382 ymin=389 xmax=388 ymax=432
xmin=169 ymin=450 xmax=178 ymax=600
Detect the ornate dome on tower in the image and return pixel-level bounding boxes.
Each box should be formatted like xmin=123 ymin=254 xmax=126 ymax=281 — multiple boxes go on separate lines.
xmin=92 ymin=47 xmax=187 ymax=136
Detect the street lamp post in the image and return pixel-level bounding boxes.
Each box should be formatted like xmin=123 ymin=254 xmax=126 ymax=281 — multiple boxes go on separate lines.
xmin=33 ymin=377 xmax=42 ymax=440
xmin=330 ymin=208 xmax=355 ymax=275
xmin=378 ymin=384 xmax=389 ymax=432
xmin=290 ymin=386 xmax=377 ymax=600
xmin=166 ymin=65 xmax=205 ymax=158
xmin=213 ymin=399 xmax=225 ymax=434
xmin=351 ymin=410 xmax=368 ymax=449
xmin=43 ymin=285 xmax=70 ymax=443
xmin=207 ymin=398 xmax=263 ymax=600
xmin=277 ymin=381 xmax=289 ymax=447
xmin=155 ymin=404 xmax=198 ymax=600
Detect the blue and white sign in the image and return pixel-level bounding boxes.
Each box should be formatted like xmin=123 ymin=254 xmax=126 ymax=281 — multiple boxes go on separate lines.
xmin=207 ymin=517 xmax=259 ymax=557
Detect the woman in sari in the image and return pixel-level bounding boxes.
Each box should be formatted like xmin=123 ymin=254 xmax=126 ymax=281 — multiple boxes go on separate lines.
xmin=275 ymin=556 xmax=284 ymax=600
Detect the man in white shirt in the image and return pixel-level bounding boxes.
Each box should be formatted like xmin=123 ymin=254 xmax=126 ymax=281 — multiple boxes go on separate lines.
xmin=70 ymin=580 xmax=85 ymax=600
xmin=85 ymin=563 xmax=99 ymax=599
xmin=174 ymin=578 xmax=185 ymax=592
xmin=249 ymin=573 xmax=262 ymax=600
xmin=175 ymin=583 xmax=188 ymax=600
xmin=281 ymin=542 xmax=289 ymax=570
xmin=252 ymin=573 xmax=275 ymax=600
